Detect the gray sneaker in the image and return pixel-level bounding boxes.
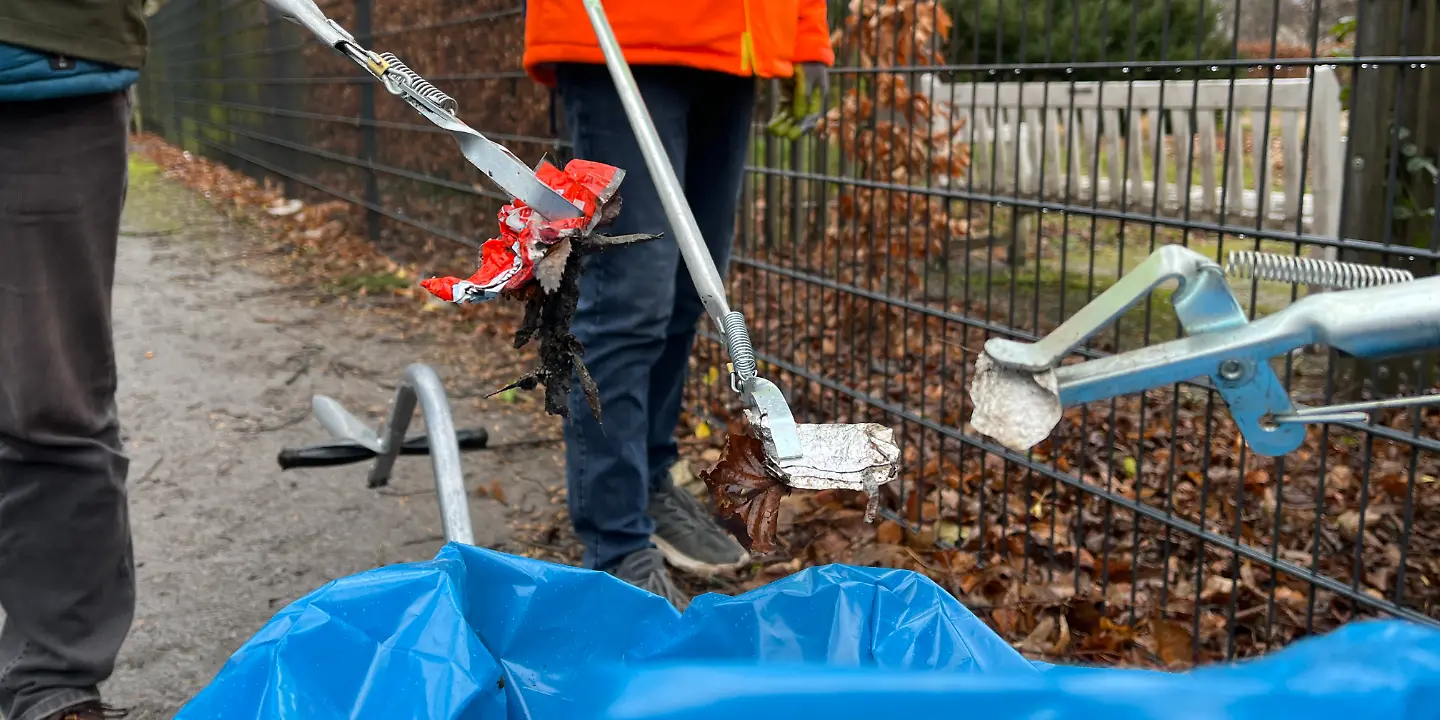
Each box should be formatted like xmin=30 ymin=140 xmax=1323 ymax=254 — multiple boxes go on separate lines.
xmin=649 ymin=484 xmax=751 ymax=575
xmin=608 ymin=547 xmax=689 ymax=609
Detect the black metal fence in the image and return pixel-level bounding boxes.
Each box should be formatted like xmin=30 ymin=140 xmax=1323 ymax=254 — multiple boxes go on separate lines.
xmin=137 ymin=0 xmax=1440 ymax=665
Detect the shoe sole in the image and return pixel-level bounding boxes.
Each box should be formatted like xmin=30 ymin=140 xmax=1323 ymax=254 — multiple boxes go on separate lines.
xmin=652 ymin=535 xmax=751 ymax=577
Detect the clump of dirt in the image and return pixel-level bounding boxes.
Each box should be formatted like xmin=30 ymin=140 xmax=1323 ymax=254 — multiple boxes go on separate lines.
xmin=487 ymin=204 xmax=659 ymax=420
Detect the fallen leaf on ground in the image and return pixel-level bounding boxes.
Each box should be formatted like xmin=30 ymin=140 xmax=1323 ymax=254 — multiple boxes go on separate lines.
xmin=1152 ymin=617 xmax=1194 ymax=667
xmin=700 ymin=433 xmax=790 ymax=554
xmin=1052 ymin=613 xmax=1072 ymax=654
xmin=991 ymin=606 xmax=1019 ymax=635
xmin=1018 ymin=615 xmax=1057 ymax=654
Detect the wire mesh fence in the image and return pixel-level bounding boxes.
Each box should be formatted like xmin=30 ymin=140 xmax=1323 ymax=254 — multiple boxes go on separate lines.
xmin=137 ymin=0 xmax=1440 ymax=666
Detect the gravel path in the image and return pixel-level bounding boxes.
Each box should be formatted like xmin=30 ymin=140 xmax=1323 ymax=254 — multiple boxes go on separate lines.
xmin=93 ymin=156 xmax=563 ymax=717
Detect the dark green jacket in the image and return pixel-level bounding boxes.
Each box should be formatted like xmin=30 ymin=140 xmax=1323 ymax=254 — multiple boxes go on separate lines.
xmin=0 ymin=0 xmax=147 ymax=70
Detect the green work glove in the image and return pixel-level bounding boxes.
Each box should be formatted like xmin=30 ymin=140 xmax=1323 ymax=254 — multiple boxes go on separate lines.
xmin=765 ymin=62 xmax=829 ymax=140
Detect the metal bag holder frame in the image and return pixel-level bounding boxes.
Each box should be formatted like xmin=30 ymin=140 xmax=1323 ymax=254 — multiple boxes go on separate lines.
xmin=276 ymin=364 xmax=484 ymax=545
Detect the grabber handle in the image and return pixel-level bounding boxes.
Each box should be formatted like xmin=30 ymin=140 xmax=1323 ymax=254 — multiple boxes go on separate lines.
xmin=578 ymin=0 xmax=734 ymax=332
xmin=260 ymin=0 xmax=355 ymax=48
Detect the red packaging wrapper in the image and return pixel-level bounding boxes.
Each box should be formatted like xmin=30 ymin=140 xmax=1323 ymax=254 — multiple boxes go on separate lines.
xmin=421 ymin=159 xmax=624 ymax=304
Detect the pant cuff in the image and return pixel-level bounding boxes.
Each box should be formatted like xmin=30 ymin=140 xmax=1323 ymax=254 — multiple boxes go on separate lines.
xmin=651 ymin=466 xmax=676 ymax=494
xmin=16 ymin=688 xmax=100 ymax=720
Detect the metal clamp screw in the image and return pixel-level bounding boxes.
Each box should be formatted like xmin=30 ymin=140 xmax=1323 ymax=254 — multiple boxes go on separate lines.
xmin=1218 ymin=359 xmax=1247 ymax=382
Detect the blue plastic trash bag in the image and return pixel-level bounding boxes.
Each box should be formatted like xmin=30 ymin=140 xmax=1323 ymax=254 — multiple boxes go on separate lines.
xmin=178 ymin=543 xmax=1440 ymax=720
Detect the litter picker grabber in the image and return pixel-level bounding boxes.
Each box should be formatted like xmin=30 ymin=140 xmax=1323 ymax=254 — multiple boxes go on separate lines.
xmin=577 ymin=0 xmax=901 ymax=514
xmin=971 ymin=245 xmax=1440 ymax=456
xmin=258 ymin=0 xmax=902 ymax=535
xmin=266 ymin=0 xmax=667 ymax=420
xmin=261 ymin=0 xmax=584 ymax=223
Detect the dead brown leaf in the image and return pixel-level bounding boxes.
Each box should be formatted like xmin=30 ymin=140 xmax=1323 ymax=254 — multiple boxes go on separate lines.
xmin=1018 ymin=615 xmax=1057 ymax=654
xmin=1243 ymin=469 xmax=1270 ymax=495
xmin=1151 ymin=617 xmax=1195 ymax=667
xmin=991 ymin=606 xmax=1020 ymax=635
xmin=699 ymin=433 xmax=790 ymax=554
xmin=1052 ymin=613 xmax=1073 ymax=654
xmin=1066 ymin=600 xmax=1104 ymax=635
xmin=1079 ymin=617 xmax=1137 ymax=654
xmin=1201 ymin=575 xmax=1236 ymax=604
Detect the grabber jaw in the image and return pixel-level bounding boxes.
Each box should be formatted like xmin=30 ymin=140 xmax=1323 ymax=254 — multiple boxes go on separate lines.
xmin=728 ymin=333 xmax=901 ymax=522
xmin=970 ymin=243 xmax=1440 ymax=459
xmin=972 ymin=244 xmax=1305 ymax=457
xmin=740 ymin=377 xmax=805 ymax=462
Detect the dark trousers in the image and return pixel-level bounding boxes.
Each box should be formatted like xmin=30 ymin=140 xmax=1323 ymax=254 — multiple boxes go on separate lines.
xmin=555 ymin=64 xmax=756 ymax=570
xmin=0 ymin=91 xmax=135 ymax=720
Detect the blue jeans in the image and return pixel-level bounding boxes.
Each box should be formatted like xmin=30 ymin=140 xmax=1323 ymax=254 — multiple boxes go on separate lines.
xmin=555 ymin=63 xmax=756 ymax=570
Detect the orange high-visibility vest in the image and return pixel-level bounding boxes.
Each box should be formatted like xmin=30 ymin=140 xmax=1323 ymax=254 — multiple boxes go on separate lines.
xmin=523 ymin=0 xmax=835 ymax=86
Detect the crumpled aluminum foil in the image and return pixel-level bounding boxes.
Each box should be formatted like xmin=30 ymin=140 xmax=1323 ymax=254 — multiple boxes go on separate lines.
xmin=765 ymin=422 xmax=900 ymax=522
xmin=968 ymin=352 xmax=1063 ymax=453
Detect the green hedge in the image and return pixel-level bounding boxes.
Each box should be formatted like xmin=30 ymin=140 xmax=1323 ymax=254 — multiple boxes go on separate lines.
xmin=827 ymin=0 xmax=1232 ymax=82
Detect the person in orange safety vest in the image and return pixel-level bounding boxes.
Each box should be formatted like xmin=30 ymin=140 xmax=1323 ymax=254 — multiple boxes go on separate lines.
xmin=524 ymin=0 xmax=835 ymax=85
xmin=521 ymin=0 xmax=834 ymax=607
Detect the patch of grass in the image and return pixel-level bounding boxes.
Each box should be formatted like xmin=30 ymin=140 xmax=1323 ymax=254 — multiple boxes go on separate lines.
xmin=128 ymin=155 xmax=161 ymax=185
xmin=935 ymin=211 xmax=1315 ymax=350
xmin=948 ymin=259 xmax=1185 ymax=349
xmin=322 ymin=271 xmax=411 ymax=296
xmin=1029 ymin=215 xmax=1309 ymax=313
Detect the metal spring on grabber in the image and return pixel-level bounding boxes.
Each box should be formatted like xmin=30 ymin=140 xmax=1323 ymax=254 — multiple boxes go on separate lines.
xmin=378 ymin=52 xmax=458 ymax=115
xmin=722 ymin=311 xmax=758 ymax=385
xmin=1225 ymin=250 xmax=1415 ymax=290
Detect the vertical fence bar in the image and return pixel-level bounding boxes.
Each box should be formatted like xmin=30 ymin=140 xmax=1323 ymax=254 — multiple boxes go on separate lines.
xmin=764 ymin=80 xmax=781 ymax=246
xmin=789 ymin=100 xmax=804 ymax=249
xmin=266 ymin=0 xmax=295 ymax=197
xmin=218 ymin=0 xmax=238 ymax=175
xmin=356 ymin=0 xmax=380 ymax=240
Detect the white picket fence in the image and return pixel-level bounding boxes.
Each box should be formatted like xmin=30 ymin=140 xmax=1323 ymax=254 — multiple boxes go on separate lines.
xmin=914 ymin=67 xmax=1344 ymax=240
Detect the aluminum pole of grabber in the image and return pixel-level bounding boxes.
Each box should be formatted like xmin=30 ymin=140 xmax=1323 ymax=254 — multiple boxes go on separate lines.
xmin=579 ymin=0 xmax=733 ymax=331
